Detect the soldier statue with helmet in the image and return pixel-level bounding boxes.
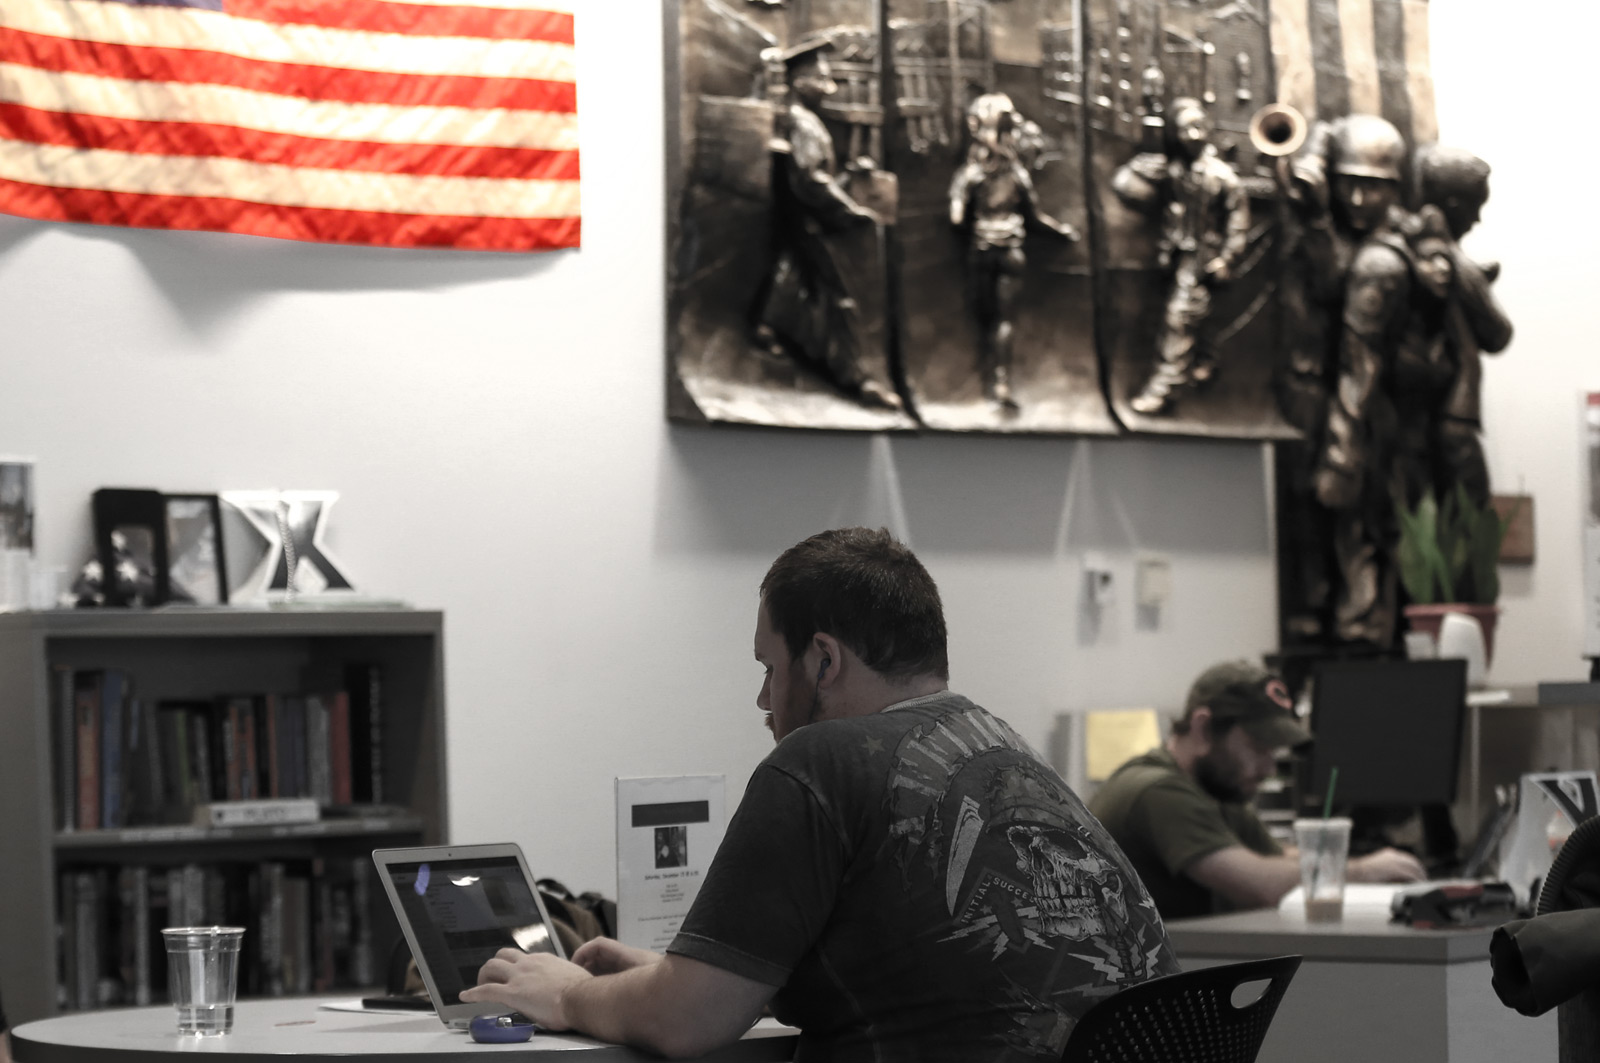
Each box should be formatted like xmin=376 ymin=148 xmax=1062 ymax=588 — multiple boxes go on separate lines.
xmin=1276 ymin=112 xmax=1415 ymax=647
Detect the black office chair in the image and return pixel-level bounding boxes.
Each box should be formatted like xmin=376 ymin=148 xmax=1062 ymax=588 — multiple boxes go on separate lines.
xmin=1060 ymin=954 xmax=1302 ymax=1063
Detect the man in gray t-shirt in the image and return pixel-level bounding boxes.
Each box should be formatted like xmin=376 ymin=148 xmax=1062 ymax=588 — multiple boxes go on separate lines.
xmin=464 ymin=528 xmax=1175 ymax=1060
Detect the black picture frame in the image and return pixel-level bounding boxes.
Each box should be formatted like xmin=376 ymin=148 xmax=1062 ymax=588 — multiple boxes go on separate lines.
xmin=91 ymin=488 xmax=169 ymax=607
xmin=163 ymin=493 xmax=229 ymax=606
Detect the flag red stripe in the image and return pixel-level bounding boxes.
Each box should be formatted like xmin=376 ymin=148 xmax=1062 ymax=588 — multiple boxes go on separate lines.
xmin=0 ymin=177 xmax=581 ymax=250
xmin=222 ymin=0 xmax=575 ymax=44
xmin=0 ymin=102 xmax=582 ymax=180
xmin=2 ymin=27 xmax=578 ymax=112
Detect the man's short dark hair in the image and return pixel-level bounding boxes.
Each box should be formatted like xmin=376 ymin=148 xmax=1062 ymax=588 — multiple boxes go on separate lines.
xmin=760 ymin=527 xmax=949 ymax=681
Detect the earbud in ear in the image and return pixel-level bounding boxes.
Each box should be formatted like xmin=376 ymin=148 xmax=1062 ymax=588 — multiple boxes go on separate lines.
xmin=817 ymin=657 xmax=831 ymax=681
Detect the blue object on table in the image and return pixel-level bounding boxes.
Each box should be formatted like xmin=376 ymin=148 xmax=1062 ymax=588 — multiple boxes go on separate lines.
xmin=469 ymin=1013 xmax=537 ymax=1043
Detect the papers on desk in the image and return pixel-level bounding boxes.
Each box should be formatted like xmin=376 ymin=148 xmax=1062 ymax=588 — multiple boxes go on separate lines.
xmin=1278 ymin=883 xmax=1405 ymax=915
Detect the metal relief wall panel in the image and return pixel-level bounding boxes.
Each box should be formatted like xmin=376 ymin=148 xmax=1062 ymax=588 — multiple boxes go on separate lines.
xmin=888 ymin=0 xmax=1115 ymax=434
xmin=667 ymin=0 xmax=914 ymax=431
xmin=1091 ymin=0 xmax=1296 ymax=439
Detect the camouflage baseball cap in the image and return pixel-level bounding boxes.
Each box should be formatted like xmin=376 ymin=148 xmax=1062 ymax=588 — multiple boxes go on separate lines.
xmin=1185 ymin=660 xmax=1311 ymax=750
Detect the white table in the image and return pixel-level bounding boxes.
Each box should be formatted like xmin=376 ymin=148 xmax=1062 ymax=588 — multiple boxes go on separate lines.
xmin=1167 ymin=906 xmax=1557 ymax=1063
xmin=12 ymin=999 xmax=798 ymax=1063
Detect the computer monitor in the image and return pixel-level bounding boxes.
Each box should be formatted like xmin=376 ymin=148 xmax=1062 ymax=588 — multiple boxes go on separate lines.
xmin=1305 ymin=657 xmax=1468 ymax=809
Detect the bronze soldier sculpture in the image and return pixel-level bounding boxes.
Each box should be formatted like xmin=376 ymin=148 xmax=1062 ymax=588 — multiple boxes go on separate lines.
xmin=948 ymin=92 xmax=1078 ymax=410
xmin=1279 ymin=113 xmax=1411 ymax=646
xmin=1412 ymin=144 xmax=1513 ymax=506
xmin=1112 ymin=97 xmax=1250 ymax=416
xmin=751 ymin=37 xmax=901 ymax=411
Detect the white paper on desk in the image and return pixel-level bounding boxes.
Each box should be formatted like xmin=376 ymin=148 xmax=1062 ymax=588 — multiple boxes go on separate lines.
xmin=1278 ymin=884 xmax=1404 ymax=914
xmin=615 ymin=775 xmax=725 ymax=950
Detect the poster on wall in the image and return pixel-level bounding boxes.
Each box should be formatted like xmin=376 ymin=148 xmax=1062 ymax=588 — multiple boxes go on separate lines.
xmin=0 ymin=458 xmax=34 ymax=612
xmin=1585 ymin=392 xmax=1600 ymax=657
xmin=614 ymin=775 xmax=725 ymax=950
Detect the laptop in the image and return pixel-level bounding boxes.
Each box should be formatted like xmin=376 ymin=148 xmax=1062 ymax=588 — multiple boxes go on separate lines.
xmin=371 ymin=842 xmax=567 ymax=1028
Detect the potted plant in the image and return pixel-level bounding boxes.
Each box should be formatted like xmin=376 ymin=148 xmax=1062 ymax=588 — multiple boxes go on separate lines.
xmin=1394 ymin=485 xmax=1517 ymax=660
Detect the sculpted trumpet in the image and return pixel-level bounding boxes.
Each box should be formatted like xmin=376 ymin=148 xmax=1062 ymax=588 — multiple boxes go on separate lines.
xmin=1249 ymin=103 xmax=1308 ymax=157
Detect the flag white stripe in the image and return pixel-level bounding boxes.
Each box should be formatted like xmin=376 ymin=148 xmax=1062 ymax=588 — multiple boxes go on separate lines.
xmin=0 ymin=0 xmax=576 ymax=82
xmin=1402 ymin=0 xmax=1436 ymax=142
xmin=0 ymin=139 xmax=581 ymax=216
xmin=0 ymin=63 xmax=580 ymax=150
xmin=379 ymin=0 xmax=573 ymax=11
xmin=1337 ymin=0 xmax=1381 ymax=115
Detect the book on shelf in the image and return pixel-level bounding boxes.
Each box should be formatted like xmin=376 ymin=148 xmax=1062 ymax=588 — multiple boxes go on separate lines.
xmin=73 ymin=671 xmax=100 ymax=831
xmin=52 ymin=665 xmax=75 ymax=832
xmin=346 ymin=662 xmax=385 ymax=804
xmin=99 ymin=670 xmax=126 ymax=829
xmin=193 ymin=798 xmax=321 ymax=828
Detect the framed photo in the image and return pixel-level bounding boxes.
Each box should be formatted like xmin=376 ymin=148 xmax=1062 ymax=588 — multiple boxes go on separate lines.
xmin=163 ymin=494 xmax=228 ymax=605
xmin=91 ymin=488 xmax=169 ymax=607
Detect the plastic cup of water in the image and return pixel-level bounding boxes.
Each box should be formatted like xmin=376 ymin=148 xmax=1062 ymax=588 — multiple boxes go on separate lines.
xmin=1293 ymin=818 xmax=1352 ymax=922
xmin=162 ymin=927 xmax=245 ymax=1035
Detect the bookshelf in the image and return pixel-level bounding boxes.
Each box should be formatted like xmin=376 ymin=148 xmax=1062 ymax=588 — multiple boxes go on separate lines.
xmin=0 ymin=607 xmax=448 ymax=1026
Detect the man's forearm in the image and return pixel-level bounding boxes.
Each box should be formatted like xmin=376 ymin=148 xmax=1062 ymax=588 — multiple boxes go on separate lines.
xmin=559 ymin=956 xmax=771 ymax=1061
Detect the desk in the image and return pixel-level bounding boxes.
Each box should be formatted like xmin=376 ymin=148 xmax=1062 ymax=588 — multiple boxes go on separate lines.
xmin=1168 ymin=907 xmax=1556 ymax=1063
xmin=11 ymin=1000 xmax=798 ymax=1063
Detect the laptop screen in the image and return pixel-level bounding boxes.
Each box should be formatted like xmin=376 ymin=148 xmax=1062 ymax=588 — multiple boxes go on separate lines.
xmin=382 ymin=855 xmax=560 ymax=1006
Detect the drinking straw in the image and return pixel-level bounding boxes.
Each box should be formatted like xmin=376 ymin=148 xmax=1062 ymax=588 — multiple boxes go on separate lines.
xmin=1308 ymin=767 xmax=1340 ymax=903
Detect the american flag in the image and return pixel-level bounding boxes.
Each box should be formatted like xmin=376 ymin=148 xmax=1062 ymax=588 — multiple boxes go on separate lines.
xmin=0 ymin=0 xmax=579 ymax=251
xmin=1269 ymin=0 xmax=1436 ymax=144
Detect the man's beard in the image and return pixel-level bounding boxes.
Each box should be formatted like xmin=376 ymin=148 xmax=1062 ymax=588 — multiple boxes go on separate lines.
xmin=1194 ymin=750 xmax=1251 ymax=804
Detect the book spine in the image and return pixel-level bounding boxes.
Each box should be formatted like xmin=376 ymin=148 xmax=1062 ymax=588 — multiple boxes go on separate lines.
xmin=263 ymin=695 xmax=281 ymax=799
xmin=169 ymin=709 xmax=193 ymax=817
xmin=135 ymin=698 xmax=163 ymax=826
xmin=329 ymin=691 xmax=352 ymax=807
xmin=367 ymin=667 xmax=384 ymax=804
xmin=101 ymin=671 xmax=125 ymax=829
xmin=74 ymin=871 xmax=97 ymax=1010
xmin=350 ymin=857 xmax=374 ymax=987
xmin=191 ymin=710 xmax=214 ymax=805
xmin=222 ymin=699 xmax=241 ymax=802
xmin=147 ymin=870 xmax=169 ymax=1001
xmin=313 ymin=863 xmax=334 ymax=992
xmin=58 ymin=871 xmax=77 ymax=1009
xmin=240 ymin=697 xmax=258 ymax=801
xmin=264 ymin=862 xmax=285 ymax=996
xmin=53 ymin=665 xmax=76 ymax=832
xmin=307 ymin=696 xmax=331 ymax=806
xmin=285 ymin=696 xmax=307 ymax=800
xmin=74 ymin=672 xmax=100 ymax=831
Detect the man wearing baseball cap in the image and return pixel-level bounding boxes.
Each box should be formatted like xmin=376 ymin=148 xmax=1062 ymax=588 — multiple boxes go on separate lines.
xmin=1089 ymin=660 xmax=1425 ymax=918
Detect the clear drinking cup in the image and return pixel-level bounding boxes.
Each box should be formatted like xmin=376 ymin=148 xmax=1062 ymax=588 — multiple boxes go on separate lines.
xmin=162 ymin=926 xmax=245 ymax=1035
xmin=1293 ymin=817 xmax=1352 ymax=922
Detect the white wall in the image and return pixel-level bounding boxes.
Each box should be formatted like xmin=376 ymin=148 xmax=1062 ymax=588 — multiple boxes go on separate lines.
xmin=2 ymin=1 xmax=1580 ymax=895
xmin=1431 ymin=1 xmax=1600 ymax=685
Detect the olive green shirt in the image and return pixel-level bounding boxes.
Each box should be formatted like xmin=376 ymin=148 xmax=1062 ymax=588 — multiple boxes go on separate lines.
xmin=1087 ymin=748 xmax=1282 ymax=919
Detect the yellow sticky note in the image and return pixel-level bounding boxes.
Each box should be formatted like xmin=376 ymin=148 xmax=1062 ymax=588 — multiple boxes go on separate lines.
xmin=1085 ymin=709 xmax=1162 ymax=782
